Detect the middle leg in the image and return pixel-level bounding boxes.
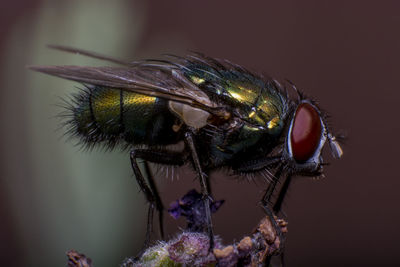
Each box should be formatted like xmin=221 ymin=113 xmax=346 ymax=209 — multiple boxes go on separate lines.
xmin=184 ymin=132 xmax=215 ymax=250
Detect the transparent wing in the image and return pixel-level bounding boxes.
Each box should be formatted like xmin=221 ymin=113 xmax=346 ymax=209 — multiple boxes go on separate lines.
xmin=29 ymin=64 xmax=224 ymax=115
xmin=46 ymin=44 xmax=133 ymax=66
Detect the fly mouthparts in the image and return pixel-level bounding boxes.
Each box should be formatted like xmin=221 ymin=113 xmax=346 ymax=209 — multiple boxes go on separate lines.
xmin=327 ymin=133 xmax=343 ymax=159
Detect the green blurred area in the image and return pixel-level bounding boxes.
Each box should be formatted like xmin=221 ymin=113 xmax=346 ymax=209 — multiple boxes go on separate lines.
xmin=1 ymin=1 xmax=148 ymax=266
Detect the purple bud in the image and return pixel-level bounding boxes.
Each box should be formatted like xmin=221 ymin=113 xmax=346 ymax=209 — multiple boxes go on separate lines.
xmin=168 ymin=189 xmax=225 ymax=232
xmin=168 ymin=200 xmax=181 ymax=219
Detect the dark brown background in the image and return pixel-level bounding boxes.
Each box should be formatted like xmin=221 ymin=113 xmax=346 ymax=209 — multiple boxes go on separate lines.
xmin=1 ymin=0 xmax=399 ymax=266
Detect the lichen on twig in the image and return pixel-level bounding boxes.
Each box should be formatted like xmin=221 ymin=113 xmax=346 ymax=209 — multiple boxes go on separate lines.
xmin=67 ymin=250 xmax=92 ymax=267
xmin=122 ymin=189 xmax=288 ymax=267
xmin=66 ymin=189 xmax=287 ymax=267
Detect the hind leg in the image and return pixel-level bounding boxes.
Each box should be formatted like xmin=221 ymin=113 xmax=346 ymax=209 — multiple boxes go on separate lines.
xmin=129 ymin=148 xmax=185 ymax=257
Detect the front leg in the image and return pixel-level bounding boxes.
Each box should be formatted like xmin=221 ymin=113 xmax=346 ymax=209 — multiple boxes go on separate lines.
xmin=234 ymin=156 xmax=281 ymax=173
xmin=260 ymin=165 xmax=287 ymax=266
xmin=234 ymin=155 xmax=290 ymax=265
xmin=184 ymin=131 xmax=215 ymax=250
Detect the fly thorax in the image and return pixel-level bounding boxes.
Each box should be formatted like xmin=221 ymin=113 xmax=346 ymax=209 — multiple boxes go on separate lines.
xmin=168 ymin=101 xmax=211 ymax=129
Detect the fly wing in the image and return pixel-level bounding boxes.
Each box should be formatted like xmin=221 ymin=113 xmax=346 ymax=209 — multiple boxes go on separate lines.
xmin=46 ymin=44 xmax=132 ymax=66
xmin=29 ymin=64 xmax=222 ymax=114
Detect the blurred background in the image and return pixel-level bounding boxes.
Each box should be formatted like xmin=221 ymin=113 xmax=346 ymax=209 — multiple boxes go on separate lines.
xmin=1 ymin=0 xmax=399 ymax=266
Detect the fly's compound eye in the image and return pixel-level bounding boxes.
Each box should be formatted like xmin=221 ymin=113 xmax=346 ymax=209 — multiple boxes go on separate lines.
xmin=290 ymin=103 xmax=323 ymax=162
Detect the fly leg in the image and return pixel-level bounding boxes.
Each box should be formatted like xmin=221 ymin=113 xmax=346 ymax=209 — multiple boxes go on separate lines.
xmin=234 ymin=156 xmax=281 ymax=173
xmin=129 ymin=151 xmax=155 ymax=257
xmin=130 ymin=148 xmax=185 ymax=258
xmin=235 ymin=157 xmax=289 ymax=265
xmin=268 ymin=174 xmax=292 ymax=267
xmin=259 ymin=165 xmax=286 ymax=266
xmin=143 ymin=161 xmax=164 ymax=239
xmin=273 ymin=174 xmax=293 ymax=214
xmin=184 ymin=132 xmax=214 ymax=250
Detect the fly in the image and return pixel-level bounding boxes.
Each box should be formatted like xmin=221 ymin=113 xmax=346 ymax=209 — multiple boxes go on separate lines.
xmin=29 ymin=45 xmax=343 ymax=260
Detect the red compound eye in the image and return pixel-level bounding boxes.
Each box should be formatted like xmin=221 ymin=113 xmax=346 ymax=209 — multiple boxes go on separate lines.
xmin=290 ymin=103 xmax=322 ymax=162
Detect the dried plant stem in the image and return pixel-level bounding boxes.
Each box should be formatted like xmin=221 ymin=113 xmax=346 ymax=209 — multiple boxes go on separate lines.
xmin=66 ymin=190 xmax=288 ymax=267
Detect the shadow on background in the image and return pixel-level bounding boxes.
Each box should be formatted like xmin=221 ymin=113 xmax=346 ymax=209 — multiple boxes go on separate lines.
xmin=1 ymin=0 xmax=399 ymax=266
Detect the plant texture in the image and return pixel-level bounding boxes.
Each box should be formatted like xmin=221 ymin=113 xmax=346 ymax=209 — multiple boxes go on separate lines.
xmin=67 ymin=189 xmax=288 ymax=267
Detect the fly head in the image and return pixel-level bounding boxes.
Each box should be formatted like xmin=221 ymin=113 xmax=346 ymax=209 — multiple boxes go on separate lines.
xmin=283 ymin=100 xmax=343 ymax=177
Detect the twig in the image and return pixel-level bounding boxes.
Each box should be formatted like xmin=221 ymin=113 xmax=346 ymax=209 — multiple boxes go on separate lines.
xmin=65 ymin=189 xmax=287 ymax=267
xmin=66 ymin=250 xmax=92 ymax=267
xmin=122 ymin=189 xmax=288 ymax=267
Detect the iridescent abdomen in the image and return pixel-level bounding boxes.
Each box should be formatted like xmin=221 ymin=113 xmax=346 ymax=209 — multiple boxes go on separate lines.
xmin=70 ymin=86 xmax=177 ymax=148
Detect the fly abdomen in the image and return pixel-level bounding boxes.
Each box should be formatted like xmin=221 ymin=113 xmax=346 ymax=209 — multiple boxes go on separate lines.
xmin=68 ymin=85 xmax=177 ymax=149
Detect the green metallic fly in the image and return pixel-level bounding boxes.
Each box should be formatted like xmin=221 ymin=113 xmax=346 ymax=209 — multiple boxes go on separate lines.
xmin=30 ymin=45 xmax=343 ymax=260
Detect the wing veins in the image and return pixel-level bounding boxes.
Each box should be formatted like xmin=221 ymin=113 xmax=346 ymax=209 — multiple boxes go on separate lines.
xmin=28 ymin=65 xmax=227 ymax=116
